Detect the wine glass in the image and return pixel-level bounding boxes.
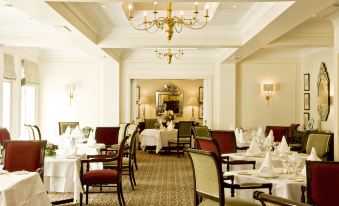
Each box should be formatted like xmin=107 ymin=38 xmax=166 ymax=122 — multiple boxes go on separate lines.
xmin=273 ymin=142 xmax=280 ymax=155
xmin=289 ymin=154 xmax=301 ymax=179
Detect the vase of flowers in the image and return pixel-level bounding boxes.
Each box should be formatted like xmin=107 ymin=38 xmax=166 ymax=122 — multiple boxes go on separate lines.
xmin=162 ymin=110 xmax=175 ymax=123
xmin=82 ymin=126 xmax=93 ymax=139
xmin=45 ymin=143 xmax=58 ymax=157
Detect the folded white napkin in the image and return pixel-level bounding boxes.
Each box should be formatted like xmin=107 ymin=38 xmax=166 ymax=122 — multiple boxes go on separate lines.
xmin=64 ymin=126 xmax=71 ymax=137
xmin=267 ymin=130 xmax=274 ymax=139
xmin=87 ymin=131 xmax=96 ymax=146
xmin=256 ymin=126 xmax=262 ymax=137
xmin=259 ymin=151 xmax=275 ymax=176
xmin=246 ymin=139 xmax=261 ymax=155
xmin=167 ymin=121 xmax=174 ymax=131
xmin=71 ymin=125 xmax=81 ymax=138
xmin=263 ymin=131 xmax=274 ymax=148
xmin=59 ymin=136 xmax=77 ymax=157
xmin=278 ymin=136 xmax=290 ymax=153
xmin=301 ymin=147 xmax=321 ymax=176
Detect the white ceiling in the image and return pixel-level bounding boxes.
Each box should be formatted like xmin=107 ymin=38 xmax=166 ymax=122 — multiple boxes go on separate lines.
xmin=0 ymin=0 xmax=338 ymax=62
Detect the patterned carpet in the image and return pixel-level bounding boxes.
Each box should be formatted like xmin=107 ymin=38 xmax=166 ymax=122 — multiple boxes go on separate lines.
xmin=49 ymin=151 xmax=194 ymax=206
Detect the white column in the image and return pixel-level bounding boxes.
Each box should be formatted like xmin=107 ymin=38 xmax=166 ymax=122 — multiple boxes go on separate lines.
xmin=331 ymin=14 xmax=339 ymax=161
xmin=213 ymin=63 xmax=236 ymax=129
xmin=99 ymin=59 xmax=120 ymax=126
xmin=0 ymin=47 xmax=4 ymax=127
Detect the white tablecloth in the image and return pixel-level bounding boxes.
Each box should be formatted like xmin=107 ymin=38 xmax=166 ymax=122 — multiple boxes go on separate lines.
xmin=223 ymin=169 xmax=305 ymax=203
xmin=76 ymin=143 xmax=105 ymax=170
xmin=0 ymin=172 xmax=51 ymax=206
xmin=224 ymin=152 xmax=308 ymax=171
xmin=44 ymin=155 xmax=84 ymax=203
xmin=139 ymin=129 xmax=177 ymax=153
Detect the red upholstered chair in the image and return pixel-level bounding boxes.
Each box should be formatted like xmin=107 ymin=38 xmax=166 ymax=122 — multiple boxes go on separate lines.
xmin=210 ymin=130 xmax=256 ymax=171
xmin=302 ymin=161 xmax=339 ymax=206
xmin=80 ymin=136 xmax=128 ymax=206
xmin=264 ymin=126 xmax=289 ymax=142
xmin=3 ymin=140 xmax=47 ymax=180
xmin=95 ymin=127 xmax=120 ymax=146
xmin=0 ymin=127 xmax=11 ymax=146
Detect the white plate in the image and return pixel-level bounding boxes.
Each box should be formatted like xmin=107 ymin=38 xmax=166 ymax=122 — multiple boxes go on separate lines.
xmin=238 ymin=171 xmax=252 ymax=175
xmin=11 ymin=170 xmax=29 ymax=175
xmin=257 ymin=173 xmax=279 ymax=178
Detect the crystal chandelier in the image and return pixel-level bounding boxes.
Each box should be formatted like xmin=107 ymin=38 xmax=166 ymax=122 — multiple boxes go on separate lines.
xmin=155 ymin=48 xmax=184 ymax=64
xmin=128 ymin=1 xmax=209 ymax=41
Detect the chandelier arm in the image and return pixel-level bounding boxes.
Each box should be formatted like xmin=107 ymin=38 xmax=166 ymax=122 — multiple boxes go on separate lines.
xmin=182 ymin=18 xmax=208 ymax=30
xmin=129 ymin=20 xmax=159 ymax=31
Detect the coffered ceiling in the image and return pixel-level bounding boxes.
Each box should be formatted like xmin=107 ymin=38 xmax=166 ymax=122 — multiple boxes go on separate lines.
xmin=0 ymin=0 xmax=338 ymax=63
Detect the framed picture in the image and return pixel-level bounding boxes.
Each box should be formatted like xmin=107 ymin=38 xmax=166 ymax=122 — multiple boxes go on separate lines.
xmin=199 ymin=87 xmax=203 ymax=103
xmin=304 ymin=73 xmax=310 ymax=91
xmin=304 ymin=93 xmax=310 ymax=110
xmin=198 ymin=104 xmax=203 ymax=119
xmin=303 ymin=112 xmax=310 ymax=129
xmin=136 ymin=86 xmax=140 ymax=119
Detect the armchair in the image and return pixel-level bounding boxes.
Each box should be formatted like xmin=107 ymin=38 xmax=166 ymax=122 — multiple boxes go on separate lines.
xmin=254 ymin=191 xmax=310 ymax=206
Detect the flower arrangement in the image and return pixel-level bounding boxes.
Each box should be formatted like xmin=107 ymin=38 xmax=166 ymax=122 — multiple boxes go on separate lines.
xmin=82 ymin=126 xmax=93 ymax=139
xmin=162 ymin=110 xmax=175 ymax=122
xmin=45 ymin=143 xmax=58 ymax=157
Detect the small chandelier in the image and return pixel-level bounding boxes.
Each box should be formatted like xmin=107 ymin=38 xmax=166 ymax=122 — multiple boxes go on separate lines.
xmin=128 ymin=1 xmax=209 ymax=41
xmin=155 ymin=48 xmax=184 ymax=64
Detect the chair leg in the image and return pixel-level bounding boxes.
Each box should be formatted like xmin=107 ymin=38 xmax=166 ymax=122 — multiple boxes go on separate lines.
xmin=80 ymin=192 xmax=83 ymax=206
xmin=177 ymin=144 xmax=180 ymax=158
xmin=231 ymin=188 xmax=235 ymax=197
xmin=129 ymin=166 xmax=135 ymax=190
xmin=227 ymin=163 xmax=230 ymax=171
xmin=120 ymin=182 xmax=126 ymax=206
xmin=134 ymin=153 xmax=138 ymax=170
xmin=86 ymin=185 xmax=89 ymax=205
xmin=117 ymin=183 xmax=123 ymax=206
xmin=132 ymin=165 xmax=137 ymax=186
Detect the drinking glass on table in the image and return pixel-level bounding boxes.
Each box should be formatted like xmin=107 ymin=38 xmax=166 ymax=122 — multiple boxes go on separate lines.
xmin=280 ymin=153 xmax=290 ymax=174
xmin=289 ymin=153 xmax=301 ymax=179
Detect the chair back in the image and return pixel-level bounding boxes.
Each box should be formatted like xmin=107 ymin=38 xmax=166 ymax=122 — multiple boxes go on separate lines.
xmin=192 ymin=126 xmax=210 ymax=138
xmin=287 ymin=123 xmax=300 ymax=140
xmin=264 ymin=126 xmax=289 ymax=142
xmin=305 ymin=134 xmax=331 ymax=159
xmin=0 ymin=127 xmax=11 ymax=146
xmin=306 ymin=161 xmax=339 ymax=206
xmin=145 ymin=119 xmax=157 ymax=129
xmin=25 ymin=124 xmax=42 ymax=140
xmin=210 ymin=130 xmax=237 ymax=154
xmin=253 ymin=191 xmax=311 ymax=206
xmin=58 ymin=122 xmax=79 ymax=135
xmin=178 ymin=121 xmax=193 ymax=138
xmin=128 ymin=130 xmax=138 ymax=162
xmin=195 ymin=136 xmax=221 ymax=158
xmin=126 ymin=123 xmax=139 ymax=145
xmin=186 ymin=149 xmax=224 ymax=206
xmin=95 ymin=127 xmax=120 ymax=146
xmin=3 ymin=140 xmax=46 ymax=179
xmin=117 ymin=136 xmax=129 ymax=177
xmin=118 ymin=123 xmax=130 ymax=144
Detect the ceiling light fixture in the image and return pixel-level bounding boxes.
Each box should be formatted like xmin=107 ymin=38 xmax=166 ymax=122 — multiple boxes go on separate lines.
xmin=155 ymin=48 xmax=184 ymax=64
xmin=128 ymin=0 xmax=209 ymax=41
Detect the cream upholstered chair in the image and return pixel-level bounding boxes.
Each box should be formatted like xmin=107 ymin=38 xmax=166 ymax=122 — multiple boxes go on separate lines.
xmin=118 ymin=123 xmax=130 ymax=144
xmin=192 ymin=126 xmax=210 ymax=138
xmin=186 ymin=148 xmax=258 ymax=206
xmin=126 ymin=123 xmax=139 ymax=170
xmin=305 ymin=133 xmax=331 ymax=160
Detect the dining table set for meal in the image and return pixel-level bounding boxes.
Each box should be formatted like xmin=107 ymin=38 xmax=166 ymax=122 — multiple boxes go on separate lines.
xmin=139 ymin=128 xmax=177 ymax=153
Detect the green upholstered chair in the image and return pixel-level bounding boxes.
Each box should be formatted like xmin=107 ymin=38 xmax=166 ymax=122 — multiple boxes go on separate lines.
xmin=253 ymin=191 xmax=310 ymax=206
xmin=168 ymin=121 xmax=193 ymax=158
xmin=305 ymin=133 xmax=331 ymax=160
xmin=103 ymin=130 xmax=138 ymax=190
xmin=58 ymin=122 xmax=79 ymax=135
xmin=186 ymin=149 xmax=259 ymax=206
xmin=192 ymin=126 xmax=210 ymax=138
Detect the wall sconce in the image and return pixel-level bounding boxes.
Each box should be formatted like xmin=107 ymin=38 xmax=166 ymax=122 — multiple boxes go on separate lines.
xmin=139 ymin=96 xmax=150 ymax=121
xmin=65 ymin=84 xmax=75 ymax=105
xmin=187 ymin=97 xmax=199 ymax=121
xmin=263 ymin=83 xmax=274 ymax=107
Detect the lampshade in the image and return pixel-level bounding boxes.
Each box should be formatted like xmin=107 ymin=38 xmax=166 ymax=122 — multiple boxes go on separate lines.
xmin=316 ymin=96 xmax=327 ymax=104
xmin=187 ymin=97 xmax=199 ymax=106
xmin=139 ymin=96 xmax=150 ymax=105
xmin=263 ymin=84 xmax=273 ymax=92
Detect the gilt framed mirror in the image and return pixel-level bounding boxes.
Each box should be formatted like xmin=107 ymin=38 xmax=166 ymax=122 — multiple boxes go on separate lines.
xmin=156 ymin=83 xmax=183 ymax=116
xmin=317 ymin=62 xmax=330 ymax=121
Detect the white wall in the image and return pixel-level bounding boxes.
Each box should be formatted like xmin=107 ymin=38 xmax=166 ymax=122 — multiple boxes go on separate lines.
xmin=300 ymin=48 xmax=334 ymax=131
xmin=135 ymin=79 xmax=203 ymax=123
xmin=236 ymin=59 xmax=298 ymax=130
xmin=39 ymin=57 xmax=119 ymax=140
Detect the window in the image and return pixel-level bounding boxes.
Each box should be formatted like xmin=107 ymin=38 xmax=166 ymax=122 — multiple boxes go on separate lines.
xmin=20 ymin=85 xmax=37 ymax=139
xmin=2 ymin=81 xmax=11 ymax=130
